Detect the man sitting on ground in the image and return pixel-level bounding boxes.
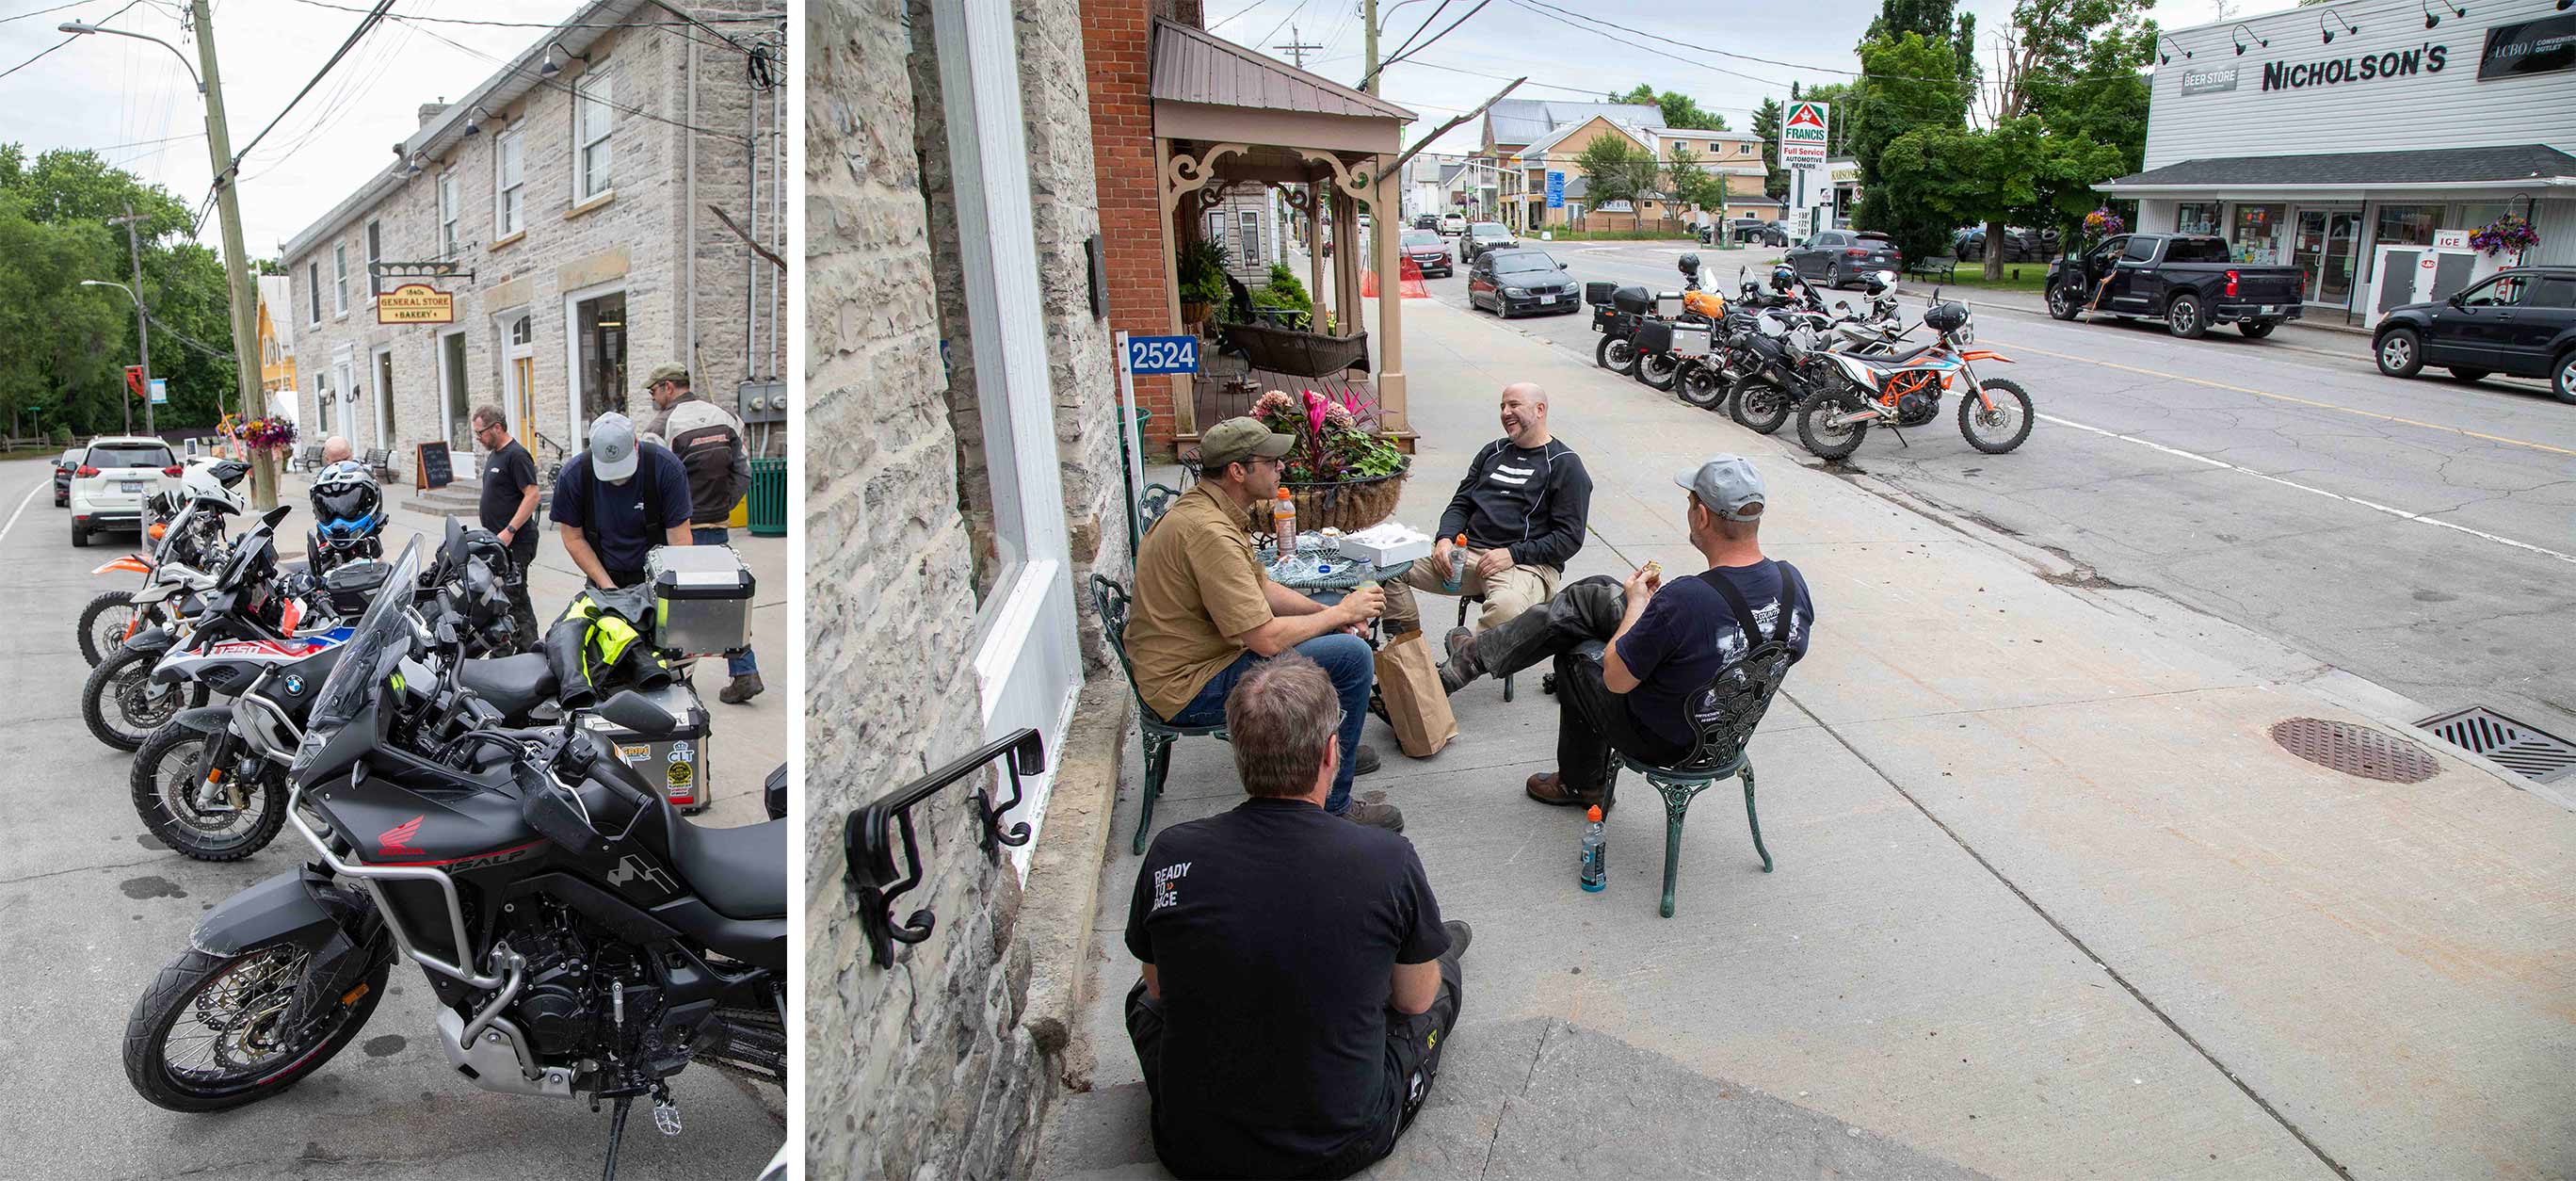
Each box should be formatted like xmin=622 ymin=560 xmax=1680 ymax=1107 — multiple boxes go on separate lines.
xmin=1377 ymin=383 xmax=1593 ymax=691
xmin=1441 ymin=455 xmax=1813 ymax=808
xmin=1126 ymin=416 xmax=1401 ymax=830
xmin=1126 ymin=655 xmax=1470 ymax=1179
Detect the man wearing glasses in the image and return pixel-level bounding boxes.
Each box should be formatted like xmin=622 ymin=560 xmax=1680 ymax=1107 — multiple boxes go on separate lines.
xmin=1125 ymin=416 xmax=1401 ymax=831
xmin=472 ymin=405 xmax=543 ymax=649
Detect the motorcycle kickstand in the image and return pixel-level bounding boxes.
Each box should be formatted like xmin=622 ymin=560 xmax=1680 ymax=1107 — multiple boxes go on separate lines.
xmin=602 ymin=1095 xmax=634 ymax=1181
xmin=1886 ymin=423 xmax=1910 ymax=447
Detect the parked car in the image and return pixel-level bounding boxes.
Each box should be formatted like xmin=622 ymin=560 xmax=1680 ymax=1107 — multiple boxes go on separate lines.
xmin=68 ymin=434 xmax=178 ymax=547
xmin=1401 ymin=229 xmax=1453 ymax=278
xmin=2374 ymin=267 xmax=2576 ymax=402
xmin=1458 ymin=221 xmax=1517 ymax=265
xmin=1467 ymin=249 xmax=1578 ymax=318
xmin=1785 ymin=229 xmax=1902 ymax=288
xmin=1439 ymin=214 xmax=1468 ymax=235
xmin=1953 ymin=225 xmax=2062 ymax=263
xmin=1412 ymin=214 xmax=1439 ymax=231
xmin=2044 ymin=233 xmax=2304 ymax=339
xmin=52 ymin=447 xmax=79 ymax=507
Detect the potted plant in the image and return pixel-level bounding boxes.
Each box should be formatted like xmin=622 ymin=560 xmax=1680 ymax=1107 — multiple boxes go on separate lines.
xmin=1178 ymin=238 xmax=1230 ymax=329
xmin=2468 ymin=213 xmax=2538 ymax=261
xmin=1245 ymin=387 xmax=1409 ymax=533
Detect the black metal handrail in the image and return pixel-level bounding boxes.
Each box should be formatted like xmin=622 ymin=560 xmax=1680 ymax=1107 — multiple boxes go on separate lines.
xmin=845 ymin=728 xmax=1042 ymax=968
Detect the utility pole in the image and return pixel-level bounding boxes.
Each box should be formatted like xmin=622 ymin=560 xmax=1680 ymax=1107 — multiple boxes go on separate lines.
xmin=1361 ymin=0 xmax=1378 ymax=92
xmin=1274 ymin=24 xmax=1322 ymax=69
xmin=188 ymin=0 xmax=270 ymax=506
xmin=109 ymin=203 xmax=154 ymax=436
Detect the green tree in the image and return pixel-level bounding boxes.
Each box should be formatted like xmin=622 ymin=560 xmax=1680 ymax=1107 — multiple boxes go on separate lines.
xmin=1664 ymin=145 xmax=1728 ymax=214
xmin=1609 ymin=83 xmax=1730 ymax=132
xmin=1847 ymin=32 xmax=1972 ymax=260
xmin=1751 ymin=99 xmax=1788 ymax=201
xmin=1968 ymin=0 xmax=2157 ymax=274
xmin=1573 ymin=134 xmax=1663 ymax=208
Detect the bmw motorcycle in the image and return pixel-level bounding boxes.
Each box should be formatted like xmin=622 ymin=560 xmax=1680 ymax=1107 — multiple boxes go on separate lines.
xmin=82 ymin=506 xmax=316 ymax=752
xmin=122 ymin=540 xmax=787 ymax=1179
xmin=1793 ymin=299 xmax=2036 ymax=460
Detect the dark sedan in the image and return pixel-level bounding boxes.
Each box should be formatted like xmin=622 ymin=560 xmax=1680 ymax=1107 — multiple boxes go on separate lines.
xmin=1457 ymin=221 xmax=1517 ymax=265
xmin=1401 ymin=229 xmax=1453 ymax=278
xmin=1953 ymin=225 xmax=2061 ymax=262
xmin=1786 ymin=228 xmax=1902 ymax=288
xmin=1468 ymin=249 xmax=1578 ymax=317
xmin=52 ymin=447 xmax=77 ymax=507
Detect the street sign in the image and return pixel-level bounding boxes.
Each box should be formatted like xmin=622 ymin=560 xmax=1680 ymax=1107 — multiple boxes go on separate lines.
xmin=1780 ymin=100 xmax=1830 ymax=169
xmin=377 ymin=283 xmax=455 ymax=325
xmin=1545 ymin=170 xmax=1566 ymax=209
xmin=148 ymin=379 xmax=168 ymax=406
xmin=1124 ymin=334 xmax=1199 ymax=375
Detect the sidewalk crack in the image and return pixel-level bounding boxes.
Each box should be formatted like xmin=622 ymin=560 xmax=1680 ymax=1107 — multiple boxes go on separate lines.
xmin=1481 ymin=1017 xmax=1554 ymax=1178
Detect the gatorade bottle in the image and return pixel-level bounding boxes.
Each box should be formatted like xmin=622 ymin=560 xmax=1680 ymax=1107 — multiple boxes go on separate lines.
xmin=1579 ymin=805 xmax=1607 ymax=892
xmin=1444 ymin=533 xmax=1468 ymax=591
xmin=1273 ymin=488 xmax=1297 ymax=554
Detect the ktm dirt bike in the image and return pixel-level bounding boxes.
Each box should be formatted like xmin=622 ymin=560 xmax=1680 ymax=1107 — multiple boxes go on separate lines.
xmin=1793 ymin=300 xmax=2036 ymax=461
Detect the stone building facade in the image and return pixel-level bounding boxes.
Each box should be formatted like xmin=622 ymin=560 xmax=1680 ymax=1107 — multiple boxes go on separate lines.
xmin=281 ymin=0 xmax=785 ymax=484
xmin=809 ymin=0 xmax=1134 ymax=1177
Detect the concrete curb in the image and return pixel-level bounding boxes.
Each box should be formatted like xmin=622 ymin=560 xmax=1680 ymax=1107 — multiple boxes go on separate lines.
xmin=1018 ymin=680 xmax=1134 ymax=1089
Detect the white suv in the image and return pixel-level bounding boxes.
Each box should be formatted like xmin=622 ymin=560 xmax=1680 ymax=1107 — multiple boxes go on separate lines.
xmin=1439 ymin=214 xmax=1467 ymax=235
xmin=69 ymin=435 xmax=178 ymax=547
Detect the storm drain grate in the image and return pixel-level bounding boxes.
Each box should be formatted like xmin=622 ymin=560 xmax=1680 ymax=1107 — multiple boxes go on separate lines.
xmin=2268 ymin=718 xmax=2440 ymax=784
xmin=2416 ymin=707 xmax=2576 ymax=785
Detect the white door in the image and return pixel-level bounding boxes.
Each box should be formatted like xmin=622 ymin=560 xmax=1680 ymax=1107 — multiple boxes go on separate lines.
xmin=370 ymin=345 xmax=394 ymax=454
xmin=333 ymin=352 xmax=356 ymax=451
xmin=498 ymin=310 xmax=536 ymax=445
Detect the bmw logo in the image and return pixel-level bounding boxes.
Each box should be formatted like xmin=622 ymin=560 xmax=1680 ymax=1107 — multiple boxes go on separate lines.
xmin=282 ymin=675 xmax=305 ymax=696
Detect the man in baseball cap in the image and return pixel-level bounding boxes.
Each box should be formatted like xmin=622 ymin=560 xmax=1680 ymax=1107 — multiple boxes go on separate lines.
xmin=1123 ymin=414 xmax=1401 ymax=831
xmin=552 ymin=410 xmax=695 ymax=590
xmin=1435 ymin=453 xmax=1815 ymax=810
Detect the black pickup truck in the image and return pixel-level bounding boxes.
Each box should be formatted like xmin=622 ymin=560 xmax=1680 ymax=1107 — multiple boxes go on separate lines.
xmin=2045 ymin=233 xmax=2305 ymax=339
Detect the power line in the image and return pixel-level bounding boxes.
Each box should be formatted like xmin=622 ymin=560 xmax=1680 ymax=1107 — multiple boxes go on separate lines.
xmin=1359 ymin=0 xmax=1492 ymax=89
xmin=282 ymin=0 xmax=778 ymax=29
xmin=398 ymin=19 xmax=750 ymax=142
xmin=0 ymin=0 xmax=107 ymax=24
xmin=1254 ymin=0 xmax=1316 ymax=58
xmin=1376 ymin=0 xmax=1450 ymax=67
xmin=223 ymin=0 xmax=397 ymax=184
xmin=0 ymin=0 xmax=139 ymax=79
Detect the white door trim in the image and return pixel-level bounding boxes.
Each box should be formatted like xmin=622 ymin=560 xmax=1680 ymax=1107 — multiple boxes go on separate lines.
xmin=435 ymin=326 xmax=468 ymax=451
xmin=369 ymin=343 xmax=395 ymax=454
xmin=494 ymin=305 xmax=534 ymax=441
xmin=560 ymin=278 xmax=627 ymax=447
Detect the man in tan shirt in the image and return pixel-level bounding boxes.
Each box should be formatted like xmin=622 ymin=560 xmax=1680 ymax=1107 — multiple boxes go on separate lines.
xmin=1128 ymin=417 xmax=1401 ymax=830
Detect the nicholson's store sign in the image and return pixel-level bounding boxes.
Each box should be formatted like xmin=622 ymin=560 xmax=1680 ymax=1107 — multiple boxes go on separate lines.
xmin=2260 ymin=43 xmax=2451 ymax=91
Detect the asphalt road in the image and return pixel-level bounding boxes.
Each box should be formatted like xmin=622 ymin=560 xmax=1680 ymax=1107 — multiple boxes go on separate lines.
xmin=0 ymin=461 xmax=783 ymax=1180
xmin=1409 ymin=237 xmax=2576 ymax=742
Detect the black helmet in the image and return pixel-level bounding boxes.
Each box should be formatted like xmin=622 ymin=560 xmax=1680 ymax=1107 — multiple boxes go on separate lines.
xmin=1678 ymin=252 xmax=1702 ymax=276
xmin=1924 ymin=300 xmax=1970 ymax=333
xmin=1769 ymin=264 xmax=1797 ymax=292
xmin=309 ymin=461 xmax=384 ymax=551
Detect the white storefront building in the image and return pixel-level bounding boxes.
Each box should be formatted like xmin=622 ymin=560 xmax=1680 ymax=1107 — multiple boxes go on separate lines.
xmin=2100 ymin=0 xmax=2576 ymax=326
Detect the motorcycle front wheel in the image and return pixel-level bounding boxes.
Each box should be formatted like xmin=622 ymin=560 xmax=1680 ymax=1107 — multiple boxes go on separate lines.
xmin=131 ymin=725 xmax=287 ymax=861
xmin=1959 ymin=378 xmax=2036 ymax=454
xmin=1635 ymin=351 xmax=1680 ymax=392
xmin=1731 ymin=380 xmax=1795 ymax=435
xmin=1675 ymin=363 xmax=1728 ymax=409
xmin=80 ymin=590 xmax=149 ymax=668
xmin=84 ymin=647 xmax=205 ymax=752
xmin=125 ymin=942 xmax=390 ymax=1112
xmin=1596 ymin=334 xmax=1638 ymax=376
xmin=1795 ymin=388 xmax=1872 ymax=461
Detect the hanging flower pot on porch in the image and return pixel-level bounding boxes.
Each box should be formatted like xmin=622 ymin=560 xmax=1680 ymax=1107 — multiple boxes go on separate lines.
xmin=1238 ymin=388 xmax=1410 ymax=534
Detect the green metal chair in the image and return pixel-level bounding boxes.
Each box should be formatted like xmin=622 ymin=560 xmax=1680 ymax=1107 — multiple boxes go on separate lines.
xmin=1136 ymin=482 xmax=1184 ymax=535
xmin=1091 ymin=574 xmax=1228 ymax=855
xmin=1602 ymin=572 xmax=1805 ymax=918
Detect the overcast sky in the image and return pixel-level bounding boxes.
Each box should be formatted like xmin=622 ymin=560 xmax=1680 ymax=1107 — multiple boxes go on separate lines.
xmin=1205 ymin=0 xmax=2301 ymax=155
xmin=0 ymin=0 xmax=582 ymax=254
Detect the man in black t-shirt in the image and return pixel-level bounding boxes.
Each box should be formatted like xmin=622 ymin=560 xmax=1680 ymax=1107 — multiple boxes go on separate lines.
xmin=1126 ymin=655 xmax=1471 ymax=1179
xmin=1379 ymin=383 xmax=1591 ymax=656
xmin=552 ymin=412 xmax=694 ymax=590
xmin=472 ymin=405 xmax=543 ymax=648
xmin=1441 ymin=455 xmax=1813 ymax=809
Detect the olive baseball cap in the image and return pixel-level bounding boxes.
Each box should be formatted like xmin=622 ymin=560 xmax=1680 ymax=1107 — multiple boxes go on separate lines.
xmin=1676 ymin=454 xmax=1766 ymax=521
xmin=641 ymin=362 xmax=690 ymax=391
xmin=1199 ymin=416 xmax=1296 ymax=469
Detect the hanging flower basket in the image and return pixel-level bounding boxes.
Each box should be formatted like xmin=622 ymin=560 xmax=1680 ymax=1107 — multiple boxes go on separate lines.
xmin=1232 ymin=388 xmax=1411 ymax=533
xmin=2082 ymin=207 xmax=2125 ymax=244
xmin=2468 ymin=214 xmax=2537 ymax=258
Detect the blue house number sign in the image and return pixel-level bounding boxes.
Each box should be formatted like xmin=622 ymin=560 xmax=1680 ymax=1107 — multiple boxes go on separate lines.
xmin=1126 ymin=335 xmax=1199 ymax=375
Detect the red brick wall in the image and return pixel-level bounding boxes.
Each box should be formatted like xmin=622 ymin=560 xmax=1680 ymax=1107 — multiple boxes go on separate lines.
xmin=1085 ymin=0 xmax=1182 ymax=454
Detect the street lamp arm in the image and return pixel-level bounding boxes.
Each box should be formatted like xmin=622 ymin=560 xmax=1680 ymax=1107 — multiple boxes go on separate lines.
xmin=57 ymin=22 xmax=204 ymax=91
xmin=80 ymin=279 xmax=139 ymax=306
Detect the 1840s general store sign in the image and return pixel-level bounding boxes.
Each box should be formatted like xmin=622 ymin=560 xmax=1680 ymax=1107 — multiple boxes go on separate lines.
xmin=377 ymin=283 xmax=455 ymax=325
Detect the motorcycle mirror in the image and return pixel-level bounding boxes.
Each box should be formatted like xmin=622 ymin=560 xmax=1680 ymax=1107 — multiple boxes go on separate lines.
xmin=598 ymin=689 xmax=681 ymax=735
xmin=262 ymin=504 xmax=292 ymax=528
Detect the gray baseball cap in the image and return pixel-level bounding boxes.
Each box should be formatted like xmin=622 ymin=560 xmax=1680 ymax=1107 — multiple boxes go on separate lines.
xmin=1676 ymin=454 xmax=1765 ymax=521
xmin=589 ymin=412 xmax=640 ymax=482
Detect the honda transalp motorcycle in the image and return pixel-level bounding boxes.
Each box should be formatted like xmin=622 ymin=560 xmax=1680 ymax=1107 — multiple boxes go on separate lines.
xmin=122 ymin=540 xmax=786 ymax=1179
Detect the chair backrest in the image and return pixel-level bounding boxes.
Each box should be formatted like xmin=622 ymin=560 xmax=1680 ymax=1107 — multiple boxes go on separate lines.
xmin=1666 ymin=567 xmax=1808 ymax=774
xmin=1136 ymin=482 xmax=1183 ymax=537
xmin=1088 ymin=574 xmax=1148 ymax=699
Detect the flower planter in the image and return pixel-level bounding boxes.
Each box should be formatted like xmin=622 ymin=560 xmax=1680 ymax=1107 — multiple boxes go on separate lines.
xmin=1245 ymin=459 xmax=1411 ymax=535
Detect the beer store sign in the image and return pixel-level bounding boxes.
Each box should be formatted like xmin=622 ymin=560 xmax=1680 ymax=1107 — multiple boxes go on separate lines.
xmin=2259 ymin=42 xmax=2451 ymax=91
xmin=2178 ymin=65 xmax=2238 ymax=95
xmin=377 ymin=283 xmax=455 ymax=325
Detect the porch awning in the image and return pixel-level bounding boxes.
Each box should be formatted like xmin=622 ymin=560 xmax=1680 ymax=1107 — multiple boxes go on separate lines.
xmin=1151 ymin=19 xmax=1414 ymax=121
xmin=2097 ymin=144 xmax=2576 ymax=196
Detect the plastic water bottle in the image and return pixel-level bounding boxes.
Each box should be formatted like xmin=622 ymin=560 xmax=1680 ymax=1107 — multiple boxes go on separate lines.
xmin=1444 ymin=533 xmax=1468 ymax=591
xmin=1579 ymin=805 xmax=1607 ymax=892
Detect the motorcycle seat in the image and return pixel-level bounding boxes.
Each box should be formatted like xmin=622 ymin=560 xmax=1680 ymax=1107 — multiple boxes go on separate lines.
xmin=668 ymin=817 xmax=788 ymax=920
xmin=458 ymin=653 xmax=558 ymax=721
xmin=1849 ymin=342 xmax=1940 ymax=367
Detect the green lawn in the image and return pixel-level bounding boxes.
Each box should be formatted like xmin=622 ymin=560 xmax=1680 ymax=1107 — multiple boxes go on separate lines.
xmin=1918 ymin=265 xmax=2053 ymax=293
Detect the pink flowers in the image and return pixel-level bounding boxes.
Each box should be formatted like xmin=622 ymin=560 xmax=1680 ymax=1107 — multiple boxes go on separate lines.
xmin=1248 ymin=388 xmax=1404 ymax=483
xmin=237 ymin=417 xmax=297 ymax=449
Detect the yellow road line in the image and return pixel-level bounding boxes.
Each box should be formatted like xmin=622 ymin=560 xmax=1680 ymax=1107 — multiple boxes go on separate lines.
xmin=1988 ymin=340 xmax=2576 ymax=459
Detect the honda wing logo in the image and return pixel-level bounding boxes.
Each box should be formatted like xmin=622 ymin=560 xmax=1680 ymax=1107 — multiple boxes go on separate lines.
xmin=378 ymin=816 xmax=427 ymax=857
xmin=607 ymin=853 xmax=679 ymax=894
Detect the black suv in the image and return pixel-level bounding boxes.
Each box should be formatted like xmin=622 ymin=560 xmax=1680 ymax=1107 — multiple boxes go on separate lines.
xmin=1457 ymin=221 xmax=1518 ymax=265
xmin=2374 ymin=267 xmax=2576 ymax=402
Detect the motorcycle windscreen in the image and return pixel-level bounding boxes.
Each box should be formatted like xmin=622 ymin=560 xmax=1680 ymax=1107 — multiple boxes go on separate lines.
xmin=293 ymin=539 xmax=422 ymax=784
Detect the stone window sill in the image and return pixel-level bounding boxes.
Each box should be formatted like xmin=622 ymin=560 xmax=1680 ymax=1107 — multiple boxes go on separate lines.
xmin=565 ymin=189 xmax=617 ymax=220
xmin=490 ymin=229 xmax=527 ymax=251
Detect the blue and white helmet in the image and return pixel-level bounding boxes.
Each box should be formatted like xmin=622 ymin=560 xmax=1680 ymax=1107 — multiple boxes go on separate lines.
xmin=310 ymin=461 xmax=384 ymax=550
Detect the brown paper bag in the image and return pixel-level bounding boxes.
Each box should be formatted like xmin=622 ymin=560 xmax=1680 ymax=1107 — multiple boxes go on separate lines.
xmin=1374 ymin=629 xmax=1457 ymax=757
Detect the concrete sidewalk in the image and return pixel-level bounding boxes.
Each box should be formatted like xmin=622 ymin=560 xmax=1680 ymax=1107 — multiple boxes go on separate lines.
xmin=1035 ymin=297 xmax=2574 ymax=1178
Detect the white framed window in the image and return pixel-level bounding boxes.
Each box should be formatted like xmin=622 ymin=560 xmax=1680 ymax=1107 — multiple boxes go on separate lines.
xmin=332 ymin=243 xmax=347 ymax=315
xmin=307 ymin=261 xmax=321 ymax=325
xmin=363 ymin=219 xmax=381 ymax=299
xmin=493 ymin=127 xmax=524 ymax=236
xmin=574 ymin=72 xmax=614 ymax=202
xmin=438 ymin=171 xmax=461 ymax=257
